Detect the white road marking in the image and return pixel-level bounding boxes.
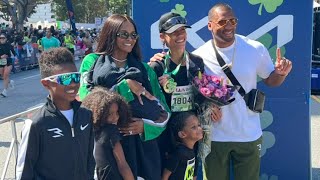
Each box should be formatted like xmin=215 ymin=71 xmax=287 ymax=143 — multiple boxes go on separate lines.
xmin=22 ymin=74 xmax=40 ymax=80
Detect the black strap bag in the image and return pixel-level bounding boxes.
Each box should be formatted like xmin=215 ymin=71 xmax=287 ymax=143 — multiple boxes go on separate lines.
xmin=212 ymin=40 xmax=265 ymax=113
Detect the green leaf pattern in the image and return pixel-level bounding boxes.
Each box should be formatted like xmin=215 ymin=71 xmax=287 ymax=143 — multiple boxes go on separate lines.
xmin=249 ymin=0 xmax=284 ymax=15
xmin=256 ymin=33 xmax=286 ymax=82
xmin=171 ymin=4 xmax=187 ymax=17
xmin=260 ymin=110 xmax=276 ymax=157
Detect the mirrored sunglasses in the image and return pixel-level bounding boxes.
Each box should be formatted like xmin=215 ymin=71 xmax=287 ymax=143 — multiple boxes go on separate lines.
xmin=116 ymin=31 xmax=139 ymax=40
xmin=43 ymin=72 xmax=81 ymax=86
xmin=161 ymin=16 xmax=187 ymax=32
xmin=213 ymin=18 xmax=238 ymax=27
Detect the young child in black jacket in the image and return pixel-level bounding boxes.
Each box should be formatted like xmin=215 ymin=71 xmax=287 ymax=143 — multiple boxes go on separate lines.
xmin=16 ymin=47 xmax=95 ymax=180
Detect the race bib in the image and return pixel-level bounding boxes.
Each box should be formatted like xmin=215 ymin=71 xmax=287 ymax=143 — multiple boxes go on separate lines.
xmin=184 ymin=157 xmax=195 ymax=180
xmin=171 ymin=85 xmax=193 ymax=112
xmin=0 ymin=58 xmax=7 ymax=65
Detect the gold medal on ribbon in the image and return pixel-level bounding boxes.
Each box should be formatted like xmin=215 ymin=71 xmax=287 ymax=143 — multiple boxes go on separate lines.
xmin=164 ymin=78 xmax=177 ymax=93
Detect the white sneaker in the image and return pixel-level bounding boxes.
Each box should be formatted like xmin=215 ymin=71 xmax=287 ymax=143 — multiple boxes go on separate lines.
xmin=1 ymin=89 xmax=7 ymax=97
xmin=9 ymin=80 xmax=14 ymax=89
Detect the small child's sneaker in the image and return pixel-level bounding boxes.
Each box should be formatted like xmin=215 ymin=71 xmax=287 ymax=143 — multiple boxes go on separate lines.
xmin=9 ymin=80 xmax=14 ymax=89
xmin=1 ymin=89 xmax=7 ymax=97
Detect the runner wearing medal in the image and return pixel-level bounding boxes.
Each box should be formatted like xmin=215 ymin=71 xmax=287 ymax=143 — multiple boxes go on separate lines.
xmin=162 ymin=51 xmax=196 ymax=112
xmin=148 ymin=12 xmax=204 ymax=178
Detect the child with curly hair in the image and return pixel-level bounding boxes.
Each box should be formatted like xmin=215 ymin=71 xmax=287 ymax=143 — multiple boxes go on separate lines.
xmin=162 ymin=112 xmax=203 ymax=180
xmin=82 ymin=87 xmax=134 ymax=180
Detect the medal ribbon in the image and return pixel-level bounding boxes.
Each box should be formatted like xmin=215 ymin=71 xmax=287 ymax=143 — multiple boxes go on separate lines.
xmin=163 ymin=51 xmax=186 ymax=76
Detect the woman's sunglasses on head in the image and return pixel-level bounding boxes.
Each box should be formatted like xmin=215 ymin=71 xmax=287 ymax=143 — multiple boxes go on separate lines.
xmin=116 ymin=31 xmax=139 ymax=40
xmin=213 ymin=18 xmax=238 ymax=28
xmin=161 ymin=16 xmax=187 ymax=32
xmin=43 ymin=72 xmax=81 ymax=86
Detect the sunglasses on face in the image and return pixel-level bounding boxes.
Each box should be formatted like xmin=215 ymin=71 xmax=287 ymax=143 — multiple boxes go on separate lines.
xmin=43 ymin=72 xmax=81 ymax=86
xmin=116 ymin=31 xmax=139 ymax=40
xmin=161 ymin=16 xmax=187 ymax=32
xmin=0 ymin=37 xmax=6 ymax=39
xmin=213 ymin=18 xmax=238 ymax=28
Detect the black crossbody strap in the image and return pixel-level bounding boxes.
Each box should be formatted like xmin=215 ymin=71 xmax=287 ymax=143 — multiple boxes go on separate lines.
xmin=211 ymin=40 xmax=246 ymax=96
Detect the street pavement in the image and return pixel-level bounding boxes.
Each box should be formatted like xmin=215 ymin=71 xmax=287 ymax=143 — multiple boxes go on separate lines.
xmin=0 ymin=60 xmax=319 ymax=179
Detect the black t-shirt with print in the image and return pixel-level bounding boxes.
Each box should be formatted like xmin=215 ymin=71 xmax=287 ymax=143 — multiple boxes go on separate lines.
xmin=94 ymin=124 xmax=123 ymax=180
xmin=165 ymin=144 xmax=196 ymax=180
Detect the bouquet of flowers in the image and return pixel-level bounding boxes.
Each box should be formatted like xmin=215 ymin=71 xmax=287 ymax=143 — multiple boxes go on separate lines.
xmin=192 ymin=72 xmax=237 ymax=161
xmin=192 ymin=72 xmax=236 ymax=107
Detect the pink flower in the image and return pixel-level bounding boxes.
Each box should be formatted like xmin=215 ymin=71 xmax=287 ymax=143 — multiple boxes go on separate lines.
xmin=214 ymin=89 xmax=224 ymax=98
xmin=211 ymin=76 xmax=221 ymax=84
xmin=200 ymin=87 xmax=212 ymax=97
xmin=193 ymin=73 xmax=236 ymax=105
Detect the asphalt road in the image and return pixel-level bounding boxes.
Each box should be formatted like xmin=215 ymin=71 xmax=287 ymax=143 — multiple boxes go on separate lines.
xmin=0 ymin=60 xmax=319 ymax=179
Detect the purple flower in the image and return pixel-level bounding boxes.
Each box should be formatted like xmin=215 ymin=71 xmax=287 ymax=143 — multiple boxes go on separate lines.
xmin=194 ymin=78 xmax=201 ymax=85
xmin=207 ymin=84 xmax=216 ymax=92
xmin=202 ymin=78 xmax=209 ymax=85
xmin=221 ymin=86 xmax=228 ymax=96
xmin=214 ymin=89 xmax=224 ymax=98
xmin=193 ymin=73 xmax=236 ymax=105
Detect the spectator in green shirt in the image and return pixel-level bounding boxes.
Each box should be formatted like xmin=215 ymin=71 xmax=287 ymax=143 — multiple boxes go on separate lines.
xmin=41 ymin=29 xmax=60 ymax=51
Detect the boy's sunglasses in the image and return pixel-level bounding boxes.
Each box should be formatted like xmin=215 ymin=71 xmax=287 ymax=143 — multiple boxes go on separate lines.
xmin=116 ymin=31 xmax=139 ymax=40
xmin=43 ymin=72 xmax=81 ymax=86
xmin=212 ymin=18 xmax=238 ymax=28
xmin=161 ymin=16 xmax=187 ymax=32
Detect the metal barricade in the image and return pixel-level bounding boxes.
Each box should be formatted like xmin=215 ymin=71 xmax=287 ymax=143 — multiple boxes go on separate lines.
xmin=0 ymin=105 xmax=41 ymax=180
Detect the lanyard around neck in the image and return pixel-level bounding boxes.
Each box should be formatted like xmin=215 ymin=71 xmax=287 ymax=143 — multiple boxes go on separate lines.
xmin=164 ymin=51 xmax=186 ymax=76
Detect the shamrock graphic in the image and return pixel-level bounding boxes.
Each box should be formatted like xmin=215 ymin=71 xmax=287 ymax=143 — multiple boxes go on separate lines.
xmin=260 ymin=173 xmax=279 ymax=180
xmin=160 ymin=0 xmax=170 ymax=2
xmin=256 ymin=33 xmax=286 ymax=82
xmin=249 ymin=0 xmax=284 ymax=15
xmin=171 ymin=4 xmax=187 ymax=18
xmin=260 ymin=110 xmax=276 ymax=157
